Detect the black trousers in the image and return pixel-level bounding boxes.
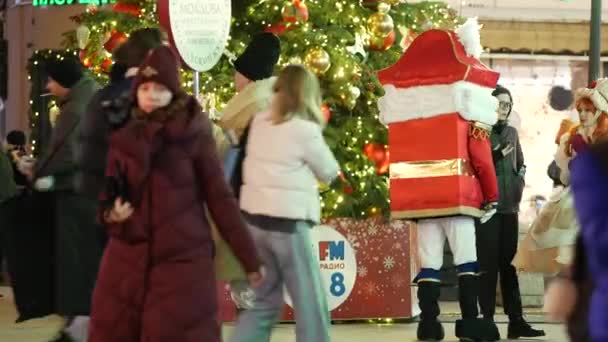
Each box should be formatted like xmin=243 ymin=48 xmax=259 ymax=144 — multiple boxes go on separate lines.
xmin=475 ymin=213 xmax=523 ymax=319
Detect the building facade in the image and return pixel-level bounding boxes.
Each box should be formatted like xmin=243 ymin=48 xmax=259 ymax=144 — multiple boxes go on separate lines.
xmin=2 ymin=0 xmax=84 ymax=136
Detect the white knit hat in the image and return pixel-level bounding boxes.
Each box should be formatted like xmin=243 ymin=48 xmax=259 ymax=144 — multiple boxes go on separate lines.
xmin=575 ymin=78 xmax=608 ymax=112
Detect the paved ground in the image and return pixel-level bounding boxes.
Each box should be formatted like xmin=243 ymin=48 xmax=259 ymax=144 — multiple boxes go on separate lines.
xmin=0 ymin=287 xmax=568 ymax=341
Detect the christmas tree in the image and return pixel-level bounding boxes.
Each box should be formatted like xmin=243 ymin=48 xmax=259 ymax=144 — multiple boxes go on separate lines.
xmin=53 ymin=0 xmax=459 ymax=219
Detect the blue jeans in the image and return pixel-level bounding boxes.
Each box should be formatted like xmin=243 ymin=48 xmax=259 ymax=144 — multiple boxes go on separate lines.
xmin=229 ymin=219 xmax=330 ymax=342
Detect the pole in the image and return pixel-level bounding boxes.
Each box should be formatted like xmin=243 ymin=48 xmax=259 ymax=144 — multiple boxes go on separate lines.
xmin=589 ymin=0 xmax=602 ymax=84
xmin=192 ymin=71 xmax=200 ymax=98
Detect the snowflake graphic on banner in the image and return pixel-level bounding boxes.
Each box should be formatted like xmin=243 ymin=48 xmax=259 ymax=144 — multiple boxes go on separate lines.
xmin=391 ymin=221 xmax=407 ymax=231
xmin=391 ymin=273 xmax=406 ymax=288
xmin=364 ymin=281 xmax=377 ymax=295
xmin=358 ymin=266 xmax=368 ymax=277
xmin=383 ymin=256 xmax=396 ymax=270
xmin=368 ymin=225 xmax=379 ymax=236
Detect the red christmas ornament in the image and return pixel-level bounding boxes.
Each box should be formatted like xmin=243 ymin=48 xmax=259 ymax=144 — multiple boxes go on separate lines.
xmin=112 ymin=3 xmax=141 ymax=17
xmin=363 ymin=143 xmax=390 ymax=174
xmin=369 ymin=30 xmax=396 ymax=51
xmin=281 ymin=0 xmax=309 ymax=23
xmin=104 ymin=30 xmax=128 ymax=53
xmin=338 ymin=171 xmax=354 ymax=194
xmin=377 ymin=150 xmax=390 ymax=174
xmin=264 ymin=22 xmax=289 ymax=36
xmin=101 ymin=58 xmax=113 ymax=73
xmin=321 ymin=104 xmax=332 ymax=122
xmin=79 ymin=49 xmax=97 ymax=68
xmin=82 ymin=57 xmax=93 ymax=68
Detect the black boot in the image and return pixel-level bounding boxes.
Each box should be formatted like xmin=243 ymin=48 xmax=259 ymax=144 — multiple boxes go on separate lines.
xmin=482 ymin=316 xmax=501 ymax=342
xmin=455 ymin=275 xmax=499 ymax=342
xmin=417 ymin=281 xmax=445 ymax=341
xmin=508 ymin=317 xmax=546 ymax=339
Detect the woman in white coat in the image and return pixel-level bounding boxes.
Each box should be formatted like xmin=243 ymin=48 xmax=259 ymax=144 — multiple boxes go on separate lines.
xmin=230 ymin=64 xmax=340 ymax=342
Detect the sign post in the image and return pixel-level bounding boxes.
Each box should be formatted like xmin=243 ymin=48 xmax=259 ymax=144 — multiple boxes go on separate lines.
xmin=589 ymin=0 xmax=603 ymax=83
xmin=157 ymin=0 xmax=232 ymax=98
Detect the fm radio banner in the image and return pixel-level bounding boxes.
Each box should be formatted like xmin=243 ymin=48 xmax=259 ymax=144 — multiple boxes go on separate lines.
xmin=285 ymin=225 xmax=357 ymax=311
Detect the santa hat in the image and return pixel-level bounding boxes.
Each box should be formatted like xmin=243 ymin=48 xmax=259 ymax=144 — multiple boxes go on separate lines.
xmin=575 ymin=78 xmax=608 ymax=113
xmin=132 ymin=46 xmax=181 ymax=95
xmin=377 ymin=18 xmax=500 ymax=127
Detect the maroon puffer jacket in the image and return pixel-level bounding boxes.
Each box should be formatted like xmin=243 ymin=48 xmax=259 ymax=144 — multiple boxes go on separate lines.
xmin=88 ymin=93 xmax=260 ymax=342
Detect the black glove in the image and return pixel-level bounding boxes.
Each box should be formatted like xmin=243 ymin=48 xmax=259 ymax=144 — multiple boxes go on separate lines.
xmin=103 ymin=161 xmax=130 ymax=210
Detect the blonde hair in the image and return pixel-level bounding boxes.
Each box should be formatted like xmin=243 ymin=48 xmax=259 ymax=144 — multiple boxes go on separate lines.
xmin=271 ymin=64 xmax=324 ymax=126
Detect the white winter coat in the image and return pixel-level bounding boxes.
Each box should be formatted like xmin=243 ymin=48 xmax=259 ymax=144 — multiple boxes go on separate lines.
xmin=240 ymin=111 xmax=340 ymax=223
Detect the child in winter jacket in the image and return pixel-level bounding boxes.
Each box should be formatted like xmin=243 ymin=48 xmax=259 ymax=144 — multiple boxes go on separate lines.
xmin=230 ymin=64 xmax=340 ymax=342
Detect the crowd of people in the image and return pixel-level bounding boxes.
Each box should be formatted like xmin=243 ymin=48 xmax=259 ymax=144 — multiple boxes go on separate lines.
xmin=0 ymin=24 xmax=604 ymax=342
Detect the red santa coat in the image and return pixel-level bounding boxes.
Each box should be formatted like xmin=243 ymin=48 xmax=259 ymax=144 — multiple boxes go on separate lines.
xmin=378 ymin=29 xmax=499 ymax=219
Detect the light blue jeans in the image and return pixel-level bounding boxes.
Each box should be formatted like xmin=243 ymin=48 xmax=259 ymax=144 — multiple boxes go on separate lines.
xmin=229 ymin=220 xmax=331 ymax=342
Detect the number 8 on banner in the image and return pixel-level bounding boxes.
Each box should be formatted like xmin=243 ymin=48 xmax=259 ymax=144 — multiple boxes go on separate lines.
xmin=330 ymin=272 xmax=346 ymax=297
xmin=284 ymin=225 xmax=357 ymax=311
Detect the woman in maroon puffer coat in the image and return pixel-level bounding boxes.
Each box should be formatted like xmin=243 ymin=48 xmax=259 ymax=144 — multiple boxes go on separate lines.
xmin=88 ymin=46 xmax=262 ymax=342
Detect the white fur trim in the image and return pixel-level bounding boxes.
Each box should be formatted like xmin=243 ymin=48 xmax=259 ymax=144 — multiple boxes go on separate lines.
xmin=378 ymin=81 xmax=498 ymax=126
xmin=575 ymin=78 xmax=608 ymax=112
xmin=456 ymin=18 xmax=483 ymax=59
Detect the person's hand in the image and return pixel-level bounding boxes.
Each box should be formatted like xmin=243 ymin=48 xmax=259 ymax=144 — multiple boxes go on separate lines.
xmin=480 ymin=202 xmax=498 ymax=224
xmin=247 ymin=269 xmax=264 ymax=288
xmin=17 ymin=156 xmax=35 ymax=180
xmin=501 ymin=143 xmax=514 ymax=156
xmin=34 ymin=176 xmax=54 ymax=191
xmin=105 ymin=198 xmax=134 ymax=223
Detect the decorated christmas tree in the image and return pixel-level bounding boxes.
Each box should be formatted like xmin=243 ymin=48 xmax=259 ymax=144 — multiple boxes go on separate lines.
xmin=31 ymin=0 xmax=459 ymax=219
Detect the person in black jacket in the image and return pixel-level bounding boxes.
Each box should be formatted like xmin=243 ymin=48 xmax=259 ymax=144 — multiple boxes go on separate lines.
xmin=75 ymin=28 xmax=166 ymax=201
xmin=475 ymin=85 xmax=545 ymax=340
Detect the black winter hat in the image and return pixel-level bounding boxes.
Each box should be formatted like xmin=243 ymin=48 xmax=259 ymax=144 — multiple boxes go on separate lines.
xmin=492 ymin=84 xmax=512 ymax=102
xmin=234 ymin=33 xmax=281 ymax=81
xmin=6 ymin=130 xmax=26 ymax=146
xmin=44 ymin=56 xmax=84 ymax=89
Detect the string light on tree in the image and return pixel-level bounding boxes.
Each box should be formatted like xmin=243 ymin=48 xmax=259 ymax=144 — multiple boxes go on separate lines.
xmin=44 ymin=0 xmax=461 ymax=219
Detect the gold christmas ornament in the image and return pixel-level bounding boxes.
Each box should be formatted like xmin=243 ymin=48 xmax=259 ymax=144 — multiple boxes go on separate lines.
xmin=86 ymin=3 xmax=99 ymax=14
xmin=367 ymin=11 xmax=394 ymax=38
xmin=367 ymin=206 xmax=382 ymax=217
xmin=377 ymin=2 xmax=391 ymax=13
xmin=304 ymin=47 xmax=331 ymax=75
xmin=350 ymin=86 xmax=361 ymax=100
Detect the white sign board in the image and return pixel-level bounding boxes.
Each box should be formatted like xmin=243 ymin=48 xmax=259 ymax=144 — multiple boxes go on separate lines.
xmin=168 ymin=1 xmax=231 ymax=71
xmin=284 ymin=225 xmax=358 ymax=311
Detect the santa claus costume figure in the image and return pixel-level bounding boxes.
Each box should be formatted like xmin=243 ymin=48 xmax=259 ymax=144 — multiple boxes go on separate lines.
xmin=378 ymin=19 xmax=500 ymax=341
